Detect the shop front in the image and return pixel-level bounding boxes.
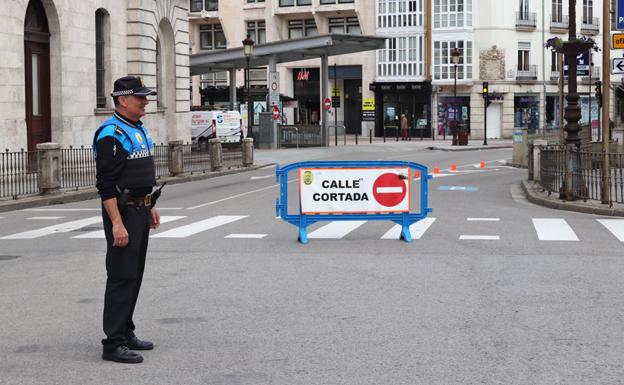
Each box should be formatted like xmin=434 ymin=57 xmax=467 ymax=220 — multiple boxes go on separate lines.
xmin=437 ymin=96 xmax=471 ymax=140
xmin=370 ymin=82 xmax=432 ymax=139
xmin=514 ymin=95 xmax=540 ymax=134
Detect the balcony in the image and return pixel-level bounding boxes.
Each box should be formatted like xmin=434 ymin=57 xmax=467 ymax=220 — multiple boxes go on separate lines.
xmin=317 ymin=0 xmax=356 ymax=13
xmin=550 ymin=66 xmax=600 ymax=82
xmin=581 ymin=17 xmax=600 ymax=35
xmin=550 ymin=14 xmax=569 ymax=33
xmin=516 ymin=65 xmax=538 ymax=81
xmin=516 ymin=12 xmax=537 ymax=30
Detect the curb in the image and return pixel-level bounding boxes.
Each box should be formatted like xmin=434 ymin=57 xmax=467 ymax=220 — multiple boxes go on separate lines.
xmin=0 ymin=164 xmax=272 ymax=213
xmin=521 ymin=179 xmax=624 ymax=217
xmin=427 ymin=145 xmax=513 ymax=152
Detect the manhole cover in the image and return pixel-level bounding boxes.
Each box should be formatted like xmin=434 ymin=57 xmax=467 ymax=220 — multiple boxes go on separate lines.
xmin=0 ymin=255 xmax=20 ymax=261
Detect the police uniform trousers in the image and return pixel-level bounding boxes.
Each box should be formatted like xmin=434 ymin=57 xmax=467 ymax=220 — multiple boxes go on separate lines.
xmin=101 ymin=204 xmax=150 ymax=352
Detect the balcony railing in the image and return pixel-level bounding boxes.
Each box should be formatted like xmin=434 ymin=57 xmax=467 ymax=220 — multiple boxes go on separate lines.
xmin=516 ymin=12 xmax=537 ymax=28
xmin=517 ymin=65 xmax=538 ymax=80
xmin=581 ymin=17 xmax=600 ymax=33
xmin=550 ymin=66 xmax=599 ymax=81
xmin=550 ymin=14 xmax=569 ymax=31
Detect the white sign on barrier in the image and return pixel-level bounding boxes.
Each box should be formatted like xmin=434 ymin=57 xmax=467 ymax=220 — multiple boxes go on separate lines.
xmin=299 ymin=168 xmax=410 ymax=214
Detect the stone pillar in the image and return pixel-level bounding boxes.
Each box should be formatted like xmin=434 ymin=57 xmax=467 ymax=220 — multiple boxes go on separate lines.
xmin=242 ymin=138 xmax=254 ymax=167
xmin=168 ymin=140 xmax=184 ymax=176
xmin=209 ymin=139 xmax=222 ymax=171
xmin=36 ymin=142 xmax=61 ymax=195
xmin=532 ymin=139 xmax=547 ymax=182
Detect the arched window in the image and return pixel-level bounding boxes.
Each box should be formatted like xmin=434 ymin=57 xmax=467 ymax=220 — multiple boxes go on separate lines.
xmin=95 ymin=9 xmax=110 ymax=108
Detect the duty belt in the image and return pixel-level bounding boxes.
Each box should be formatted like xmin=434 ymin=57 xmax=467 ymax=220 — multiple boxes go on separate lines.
xmin=126 ymin=195 xmax=152 ymax=207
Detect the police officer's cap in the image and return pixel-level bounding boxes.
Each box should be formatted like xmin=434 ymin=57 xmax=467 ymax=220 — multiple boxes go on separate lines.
xmin=111 ymin=76 xmax=157 ymax=97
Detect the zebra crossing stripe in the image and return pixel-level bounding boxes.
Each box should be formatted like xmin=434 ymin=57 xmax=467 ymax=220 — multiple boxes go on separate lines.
xmin=597 ymin=219 xmax=624 ymax=242
xmin=151 ymin=215 xmax=247 ymax=238
xmin=72 ymin=216 xmax=187 ymax=239
xmin=308 ymin=221 xmax=367 ymax=239
xmin=532 ymin=218 xmax=579 ymax=241
xmin=1 ymin=217 xmax=102 ymax=239
xmin=381 ymin=217 xmax=436 ymax=240
xmin=224 ymin=234 xmax=267 ymax=239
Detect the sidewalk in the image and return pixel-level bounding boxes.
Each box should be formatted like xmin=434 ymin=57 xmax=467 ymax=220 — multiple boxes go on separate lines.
xmin=0 ymin=139 xmax=512 ymax=212
xmin=521 ymin=179 xmax=624 ymax=217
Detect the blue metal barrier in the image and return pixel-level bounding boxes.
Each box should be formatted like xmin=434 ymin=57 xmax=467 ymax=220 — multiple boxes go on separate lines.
xmin=275 ymin=161 xmax=432 ymax=244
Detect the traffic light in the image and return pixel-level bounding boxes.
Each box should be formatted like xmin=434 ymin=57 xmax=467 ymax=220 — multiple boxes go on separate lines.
xmin=595 ymin=80 xmax=602 ymax=108
xmin=482 ymin=82 xmax=491 ymax=107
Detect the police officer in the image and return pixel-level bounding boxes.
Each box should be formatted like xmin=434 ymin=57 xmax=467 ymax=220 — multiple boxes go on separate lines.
xmin=94 ymin=76 xmax=161 ymax=364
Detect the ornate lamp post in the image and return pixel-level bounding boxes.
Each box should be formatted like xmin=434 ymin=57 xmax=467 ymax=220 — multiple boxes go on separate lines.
xmin=451 ymin=47 xmax=461 ymax=146
xmin=242 ymin=34 xmax=254 ymax=139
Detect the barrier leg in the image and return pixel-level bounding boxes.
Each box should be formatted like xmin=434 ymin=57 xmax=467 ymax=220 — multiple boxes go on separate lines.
xmin=399 ymin=214 xmax=412 ymax=243
xmin=298 ymin=215 xmax=308 ymax=244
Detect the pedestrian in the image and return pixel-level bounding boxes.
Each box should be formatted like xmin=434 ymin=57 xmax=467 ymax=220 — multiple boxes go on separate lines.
xmin=400 ymin=113 xmax=408 ymax=141
xmin=93 ymin=76 xmax=161 ymax=364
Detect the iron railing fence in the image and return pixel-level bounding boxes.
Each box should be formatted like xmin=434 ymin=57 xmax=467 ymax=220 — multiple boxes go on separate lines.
xmin=0 ymin=149 xmax=38 ymax=199
xmin=60 ymin=146 xmax=96 ymax=190
xmin=278 ymin=125 xmax=323 ymax=147
xmin=539 ymin=146 xmax=624 ymax=204
xmin=153 ymin=144 xmax=169 ymax=179
xmin=222 ymin=144 xmax=243 ymax=169
xmin=182 ymin=143 xmax=212 ymax=174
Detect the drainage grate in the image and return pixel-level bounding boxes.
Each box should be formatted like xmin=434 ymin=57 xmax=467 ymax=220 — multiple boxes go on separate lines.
xmin=0 ymin=255 xmax=20 ymax=261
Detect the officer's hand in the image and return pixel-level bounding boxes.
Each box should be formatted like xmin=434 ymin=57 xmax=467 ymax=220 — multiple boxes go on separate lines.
xmin=112 ymin=221 xmax=129 ymax=247
xmin=149 ymin=208 xmax=160 ymax=230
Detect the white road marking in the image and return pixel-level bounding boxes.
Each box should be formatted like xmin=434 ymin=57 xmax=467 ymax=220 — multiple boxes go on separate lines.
xmin=73 ymin=216 xmax=187 ymax=239
xmin=250 ymin=175 xmax=273 ymax=180
xmin=460 ymin=235 xmax=500 ymax=240
xmin=467 ymin=218 xmax=500 ymax=222
xmin=376 ymin=187 xmax=403 ymax=194
xmin=381 ymin=217 xmax=436 ymax=239
xmin=532 ymin=218 xmax=579 ymax=241
xmin=224 ymin=233 xmax=267 ymax=239
xmin=1 ymin=217 xmax=102 ymax=239
xmin=27 ymin=216 xmax=66 ymax=220
xmin=25 ymin=208 xmax=100 ymax=212
xmin=152 ymin=215 xmax=247 ymax=238
xmin=308 ymin=221 xmax=367 ymax=239
xmin=597 ymin=219 xmax=624 ymax=242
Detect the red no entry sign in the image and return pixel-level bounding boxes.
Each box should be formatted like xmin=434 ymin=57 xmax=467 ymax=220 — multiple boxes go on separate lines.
xmin=272 ymin=105 xmax=280 ymax=120
xmin=324 ymin=97 xmax=331 ymax=111
xmin=372 ymin=173 xmax=407 ymax=207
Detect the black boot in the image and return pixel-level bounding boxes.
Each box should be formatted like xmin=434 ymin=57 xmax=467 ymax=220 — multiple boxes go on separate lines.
xmin=127 ymin=336 xmax=154 ymax=350
xmin=102 ymin=345 xmax=144 ymax=364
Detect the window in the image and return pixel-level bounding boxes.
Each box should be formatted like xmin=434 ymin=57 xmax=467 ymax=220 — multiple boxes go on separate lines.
xmin=551 ymin=51 xmax=559 ymax=72
xmin=288 ymin=19 xmax=317 ymax=39
xmin=95 ymin=9 xmax=110 ymax=108
xmin=432 ymin=40 xmax=472 ymax=80
xmin=200 ymin=23 xmax=226 ymax=50
xmin=247 ymin=21 xmax=266 ymax=44
xmin=279 ymin=0 xmax=312 ymax=6
xmin=378 ymin=36 xmax=427 ymax=79
xmin=329 ymin=17 xmax=361 ymax=34
xmin=190 ymin=0 xmax=218 ymax=12
xmin=247 ymin=0 xmax=265 ymax=3
xmin=583 ymin=0 xmax=593 ymax=23
xmin=552 ymin=0 xmax=562 ymax=22
xmin=432 ymin=0 xmax=472 ymax=29
xmin=518 ymin=42 xmax=530 ymax=71
xmin=378 ymin=0 xmax=425 ymax=28
xmin=519 ymin=0 xmax=529 ymax=16
xmin=200 ymin=72 xmax=228 ymax=88
xmin=320 ymin=0 xmax=355 ymax=4
xmin=249 ymin=68 xmax=267 ymax=87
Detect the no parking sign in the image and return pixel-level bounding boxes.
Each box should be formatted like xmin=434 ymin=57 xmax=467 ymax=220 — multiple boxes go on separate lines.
xmin=299 ymin=168 xmax=410 ymax=214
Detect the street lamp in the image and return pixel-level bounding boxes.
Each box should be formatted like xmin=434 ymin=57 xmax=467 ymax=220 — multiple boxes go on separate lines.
xmin=450 ymin=47 xmax=461 ymax=146
xmin=242 ymin=34 xmax=254 ymax=139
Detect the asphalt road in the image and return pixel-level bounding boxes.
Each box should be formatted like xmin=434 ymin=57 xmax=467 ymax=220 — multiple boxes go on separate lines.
xmin=1 ymin=143 xmax=623 ymax=385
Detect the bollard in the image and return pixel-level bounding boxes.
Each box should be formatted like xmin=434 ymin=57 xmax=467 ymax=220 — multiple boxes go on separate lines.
xmin=209 ymin=138 xmax=222 ymax=171
xmin=36 ymin=142 xmax=61 ymax=195
xmin=242 ymin=138 xmax=254 ymax=167
xmin=168 ymin=140 xmax=184 ymax=176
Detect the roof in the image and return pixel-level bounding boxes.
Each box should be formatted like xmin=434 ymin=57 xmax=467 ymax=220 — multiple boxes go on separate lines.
xmin=190 ymin=34 xmax=387 ymax=76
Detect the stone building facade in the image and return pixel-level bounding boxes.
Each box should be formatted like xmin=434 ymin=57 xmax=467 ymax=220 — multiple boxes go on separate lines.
xmin=1 ymin=0 xmax=191 ymax=152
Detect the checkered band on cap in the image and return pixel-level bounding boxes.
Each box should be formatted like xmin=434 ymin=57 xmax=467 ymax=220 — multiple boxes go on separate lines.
xmin=111 ymin=89 xmax=134 ymax=97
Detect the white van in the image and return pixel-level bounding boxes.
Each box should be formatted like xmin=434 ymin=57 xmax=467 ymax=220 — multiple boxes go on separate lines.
xmin=191 ymin=110 xmax=243 ymax=148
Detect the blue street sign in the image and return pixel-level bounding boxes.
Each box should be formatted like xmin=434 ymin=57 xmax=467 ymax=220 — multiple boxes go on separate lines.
xmin=618 ymin=0 xmax=624 ymax=30
xmin=564 ymin=51 xmax=590 ymax=76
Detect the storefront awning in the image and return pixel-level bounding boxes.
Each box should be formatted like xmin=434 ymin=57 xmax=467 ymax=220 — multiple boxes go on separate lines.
xmin=190 ymin=34 xmax=386 ymax=75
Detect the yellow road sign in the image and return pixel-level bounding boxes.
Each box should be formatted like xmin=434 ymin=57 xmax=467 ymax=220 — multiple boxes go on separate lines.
xmin=612 ymin=33 xmax=624 ymax=49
